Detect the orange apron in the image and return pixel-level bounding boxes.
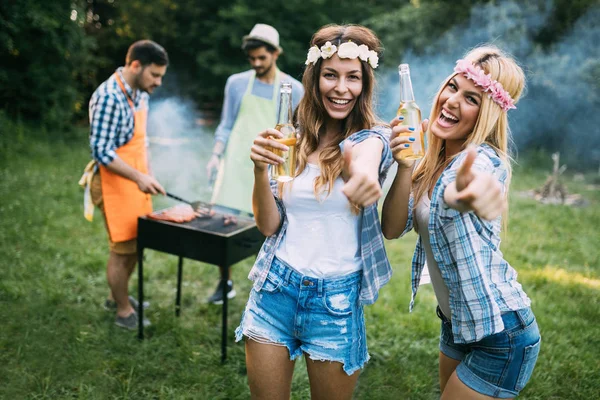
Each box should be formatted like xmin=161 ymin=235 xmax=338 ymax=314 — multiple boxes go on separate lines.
xmin=98 ymin=73 xmax=152 ymax=242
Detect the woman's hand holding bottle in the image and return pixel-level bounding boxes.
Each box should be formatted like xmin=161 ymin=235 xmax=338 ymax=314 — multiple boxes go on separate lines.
xmin=250 ymin=129 xmax=288 ymax=173
xmin=390 ymin=117 xmax=429 ymax=169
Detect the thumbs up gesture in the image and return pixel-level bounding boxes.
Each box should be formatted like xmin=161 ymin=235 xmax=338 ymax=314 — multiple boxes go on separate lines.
xmin=445 ymin=145 xmax=506 ymax=221
xmin=341 ymin=140 xmax=383 ymax=208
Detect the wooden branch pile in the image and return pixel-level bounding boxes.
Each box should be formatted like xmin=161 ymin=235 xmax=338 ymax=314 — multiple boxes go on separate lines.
xmin=533 ymin=153 xmax=584 ymax=206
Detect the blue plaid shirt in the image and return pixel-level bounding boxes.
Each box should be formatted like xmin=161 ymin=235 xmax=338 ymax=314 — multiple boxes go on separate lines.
xmin=248 ymin=127 xmax=394 ymax=305
xmin=89 ymin=68 xmax=149 ymax=166
xmin=402 ymin=144 xmax=531 ymax=343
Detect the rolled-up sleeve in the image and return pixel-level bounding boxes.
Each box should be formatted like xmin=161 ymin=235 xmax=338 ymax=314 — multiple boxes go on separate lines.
xmin=90 ymin=93 xmax=122 ymax=166
xmin=269 ymin=178 xmax=286 ymax=234
xmin=437 ymin=145 xmax=507 ymax=228
xmin=339 ymin=126 xmax=394 ymax=182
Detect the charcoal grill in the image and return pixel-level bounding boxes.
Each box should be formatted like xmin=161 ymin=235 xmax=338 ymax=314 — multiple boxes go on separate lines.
xmin=136 ymin=204 xmax=264 ymax=362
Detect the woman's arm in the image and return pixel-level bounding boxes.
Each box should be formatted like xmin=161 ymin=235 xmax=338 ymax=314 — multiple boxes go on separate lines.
xmin=341 ymin=138 xmax=384 ymax=207
xmin=250 ymin=128 xmax=288 ymax=236
xmin=443 ymin=145 xmax=506 ymax=221
xmin=381 ymin=165 xmax=413 ymax=239
xmin=381 ymin=117 xmax=427 ymax=239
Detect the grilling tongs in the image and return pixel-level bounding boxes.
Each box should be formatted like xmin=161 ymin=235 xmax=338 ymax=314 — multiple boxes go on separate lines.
xmin=165 ymin=192 xmax=213 ymax=212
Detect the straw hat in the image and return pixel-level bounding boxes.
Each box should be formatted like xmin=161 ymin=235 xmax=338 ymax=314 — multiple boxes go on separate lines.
xmin=242 ymin=23 xmax=283 ymax=54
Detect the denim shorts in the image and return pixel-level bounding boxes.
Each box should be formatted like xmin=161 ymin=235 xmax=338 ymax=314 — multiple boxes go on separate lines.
xmin=438 ymin=306 xmax=541 ymax=398
xmin=235 ymin=257 xmax=369 ymax=375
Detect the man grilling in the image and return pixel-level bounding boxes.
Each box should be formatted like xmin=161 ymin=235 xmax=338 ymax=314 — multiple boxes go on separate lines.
xmin=205 ymin=23 xmax=303 ymax=304
xmin=83 ymin=40 xmax=168 ymax=330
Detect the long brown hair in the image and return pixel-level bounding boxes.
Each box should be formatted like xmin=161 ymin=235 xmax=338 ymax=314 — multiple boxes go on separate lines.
xmin=293 ymin=24 xmax=383 ymax=199
xmin=412 ymin=45 xmax=525 ymax=225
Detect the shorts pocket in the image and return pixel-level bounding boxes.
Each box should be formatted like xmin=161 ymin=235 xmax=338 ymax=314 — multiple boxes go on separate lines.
xmin=260 ymin=270 xmax=283 ymax=293
xmin=467 ymin=344 xmax=511 ymax=386
xmin=323 ymin=288 xmax=356 ymax=316
xmin=515 ymin=338 xmax=541 ymax=391
xmin=466 ymin=330 xmax=511 ymax=386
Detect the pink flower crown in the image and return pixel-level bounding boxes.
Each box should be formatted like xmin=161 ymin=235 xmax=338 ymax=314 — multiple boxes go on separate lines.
xmin=454 ymin=59 xmax=516 ymax=112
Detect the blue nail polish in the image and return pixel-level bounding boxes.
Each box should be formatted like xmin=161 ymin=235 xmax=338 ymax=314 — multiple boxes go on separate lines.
xmin=409 ymin=137 xmax=416 ymax=142
xmin=398 ymin=116 xmax=404 ymax=120
xmin=404 ymin=144 xmax=410 ymax=148
xmin=408 ymin=127 xmax=415 ymax=131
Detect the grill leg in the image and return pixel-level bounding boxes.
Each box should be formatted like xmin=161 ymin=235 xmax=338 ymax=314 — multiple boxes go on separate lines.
xmin=176 ymin=256 xmax=183 ymax=316
xmin=137 ymin=246 xmax=144 ymax=340
xmin=221 ymin=265 xmax=229 ymax=363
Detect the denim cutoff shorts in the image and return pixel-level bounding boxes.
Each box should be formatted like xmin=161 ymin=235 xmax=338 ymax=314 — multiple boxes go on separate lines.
xmin=438 ymin=306 xmax=541 ymax=398
xmin=235 ymin=257 xmax=369 ymax=375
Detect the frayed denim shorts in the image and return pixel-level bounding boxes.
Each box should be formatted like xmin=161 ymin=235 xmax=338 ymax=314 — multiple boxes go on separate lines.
xmin=235 ymin=257 xmax=369 ymax=375
xmin=438 ymin=306 xmax=541 ymax=398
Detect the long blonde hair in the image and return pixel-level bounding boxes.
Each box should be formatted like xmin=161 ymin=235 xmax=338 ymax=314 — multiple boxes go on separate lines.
xmin=293 ymin=24 xmax=383 ymax=199
xmin=412 ymin=45 xmax=525 ymax=222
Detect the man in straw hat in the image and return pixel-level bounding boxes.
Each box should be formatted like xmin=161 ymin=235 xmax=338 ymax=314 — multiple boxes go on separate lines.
xmin=206 ymin=23 xmax=303 ymax=304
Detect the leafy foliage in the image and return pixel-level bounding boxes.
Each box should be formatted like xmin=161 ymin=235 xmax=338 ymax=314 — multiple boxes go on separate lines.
xmin=1 ymin=0 xmax=598 ymax=166
xmin=0 ymin=0 xmax=96 ymax=129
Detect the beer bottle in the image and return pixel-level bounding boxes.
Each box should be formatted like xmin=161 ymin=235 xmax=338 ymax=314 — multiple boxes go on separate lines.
xmin=271 ymin=83 xmax=297 ymax=182
xmin=396 ymin=64 xmax=425 ymax=159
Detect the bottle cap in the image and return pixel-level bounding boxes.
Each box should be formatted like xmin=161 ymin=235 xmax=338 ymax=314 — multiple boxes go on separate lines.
xmin=280 ymin=82 xmax=292 ymax=93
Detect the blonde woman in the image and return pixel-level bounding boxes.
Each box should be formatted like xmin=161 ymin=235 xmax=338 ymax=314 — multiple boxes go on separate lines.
xmin=235 ymin=24 xmax=394 ymax=399
xmin=382 ymin=46 xmax=541 ymax=399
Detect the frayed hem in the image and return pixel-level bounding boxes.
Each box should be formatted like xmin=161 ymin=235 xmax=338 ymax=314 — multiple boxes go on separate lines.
xmin=344 ymin=353 xmax=370 ymax=375
xmin=234 ymin=326 xmax=245 ymax=343
xmin=243 ymin=331 xmax=288 ymax=347
xmin=235 ymin=325 xmax=284 ymax=346
xmin=236 ymin=329 xmax=300 ymax=361
xmin=304 ymin=350 xmax=370 ymax=376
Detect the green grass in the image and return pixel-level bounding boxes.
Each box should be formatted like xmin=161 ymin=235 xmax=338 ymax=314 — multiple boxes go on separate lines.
xmin=1 ymin=127 xmax=599 ymax=399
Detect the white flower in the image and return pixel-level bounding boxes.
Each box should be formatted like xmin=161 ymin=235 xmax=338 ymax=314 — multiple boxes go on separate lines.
xmin=358 ymin=44 xmax=370 ymax=62
xmin=320 ymin=41 xmax=337 ymax=59
xmin=337 ymin=41 xmax=360 ymax=59
xmin=305 ymin=45 xmax=321 ymax=65
xmin=304 ymin=41 xmax=378 ymax=69
xmin=367 ymin=50 xmax=379 ymax=69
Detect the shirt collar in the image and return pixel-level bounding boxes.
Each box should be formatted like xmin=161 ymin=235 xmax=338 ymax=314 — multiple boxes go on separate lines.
xmin=116 ymin=67 xmax=139 ymax=102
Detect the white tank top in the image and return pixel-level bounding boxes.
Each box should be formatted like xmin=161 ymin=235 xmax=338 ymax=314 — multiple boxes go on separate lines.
xmin=415 ymin=194 xmax=452 ymax=319
xmin=275 ymin=163 xmax=362 ymax=278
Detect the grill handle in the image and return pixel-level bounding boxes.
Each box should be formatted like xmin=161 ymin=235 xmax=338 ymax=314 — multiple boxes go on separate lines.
xmin=165 ymin=192 xmax=193 ymax=205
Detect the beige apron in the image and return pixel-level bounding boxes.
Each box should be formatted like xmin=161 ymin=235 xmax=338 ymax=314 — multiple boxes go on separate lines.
xmin=211 ymin=70 xmax=280 ymax=213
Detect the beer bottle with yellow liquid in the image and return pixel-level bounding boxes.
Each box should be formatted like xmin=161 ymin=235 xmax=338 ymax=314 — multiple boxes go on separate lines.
xmin=271 ymin=82 xmax=297 ymax=182
xmin=396 ymin=64 xmax=425 ymax=159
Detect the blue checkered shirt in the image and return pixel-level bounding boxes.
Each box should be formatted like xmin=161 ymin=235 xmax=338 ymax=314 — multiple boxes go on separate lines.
xmin=248 ymin=126 xmax=394 ymax=305
xmin=402 ymin=144 xmax=531 ymax=343
xmin=89 ymin=68 xmax=149 ymax=166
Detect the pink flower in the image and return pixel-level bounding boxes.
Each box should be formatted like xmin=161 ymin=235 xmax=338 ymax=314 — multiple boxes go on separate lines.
xmin=454 ymin=59 xmax=516 ymax=112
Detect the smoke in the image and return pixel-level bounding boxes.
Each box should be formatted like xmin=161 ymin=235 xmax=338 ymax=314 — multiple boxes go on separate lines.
xmin=145 ymin=0 xmax=599 ymax=206
xmin=375 ymin=0 xmax=600 ymax=171
xmin=146 ymin=97 xmax=216 ymax=206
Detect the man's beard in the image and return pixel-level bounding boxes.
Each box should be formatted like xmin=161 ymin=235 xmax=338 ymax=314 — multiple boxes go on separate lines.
xmin=134 ymin=71 xmax=155 ymax=93
xmin=254 ymin=62 xmax=273 ymax=78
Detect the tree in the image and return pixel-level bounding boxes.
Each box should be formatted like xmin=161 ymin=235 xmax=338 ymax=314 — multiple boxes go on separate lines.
xmin=0 ymin=0 xmax=95 ymax=128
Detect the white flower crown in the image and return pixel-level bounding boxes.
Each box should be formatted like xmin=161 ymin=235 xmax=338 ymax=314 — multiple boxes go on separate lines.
xmin=305 ymin=41 xmax=379 ymax=69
